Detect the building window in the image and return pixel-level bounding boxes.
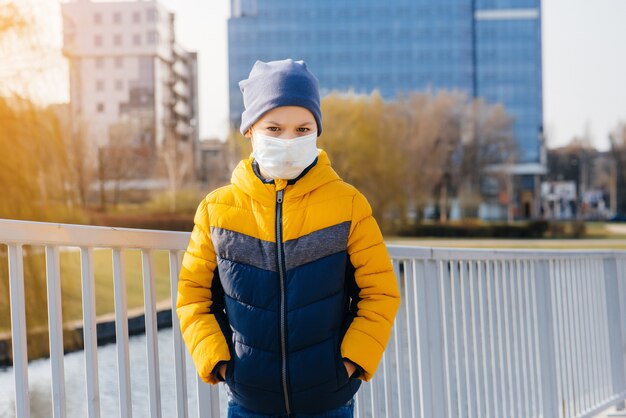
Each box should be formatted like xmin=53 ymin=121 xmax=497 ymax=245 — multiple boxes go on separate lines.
xmin=133 ymin=34 xmax=141 ymax=46
xmin=115 ymin=57 xmax=124 ymax=68
xmin=94 ymin=35 xmax=102 ymax=47
xmin=95 ymin=58 xmax=104 ymax=69
xmin=97 ymin=103 xmax=105 ymax=113
xmin=146 ymin=8 xmax=158 ymax=22
xmin=147 ymin=31 xmax=159 ymax=45
xmin=94 ymin=13 xmax=102 ymax=24
xmin=96 ymin=80 xmax=104 ymax=91
xmin=115 ymin=79 xmax=124 ymax=91
xmin=113 ymin=34 xmax=122 ymax=46
xmin=133 ymin=11 xmax=141 ymax=23
xmin=113 ymin=12 xmax=121 ymax=24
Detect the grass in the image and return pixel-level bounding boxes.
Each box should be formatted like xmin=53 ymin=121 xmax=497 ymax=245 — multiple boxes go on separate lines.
xmin=386 ymin=221 xmax=626 ymax=250
xmin=385 ymin=237 xmax=626 ymax=250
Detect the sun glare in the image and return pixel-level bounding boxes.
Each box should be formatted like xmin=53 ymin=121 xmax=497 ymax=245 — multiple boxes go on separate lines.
xmin=0 ymin=0 xmax=68 ymax=103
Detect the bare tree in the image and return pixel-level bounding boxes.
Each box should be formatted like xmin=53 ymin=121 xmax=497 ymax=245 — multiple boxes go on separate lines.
xmin=226 ymin=126 xmax=252 ymax=172
xmin=320 ymin=90 xmax=517 ymax=228
xmin=455 ymin=100 xmax=517 ymax=218
xmin=0 ymin=95 xmax=71 ymax=220
xmin=320 ymin=91 xmax=406 ymax=231
xmin=610 ymin=122 xmax=626 ymax=217
xmin=159 ymin=129 xmax=194 ymax=213
xmin=60 ymin=116 xmax=95 ymax=209
xmin=0 ymin=1 xmax=79 ymax=221
xmin=100 ymin=121 xmax=153 ymax=208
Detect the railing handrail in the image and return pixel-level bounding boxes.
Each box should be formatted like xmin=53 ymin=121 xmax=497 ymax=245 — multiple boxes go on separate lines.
xmin=2 ymin=218 xmax=625 ymax=259
xmin=0 ymin=218 xmax=190 ymax=250
xmin=388 ymin=244 xmax=626 ymax=260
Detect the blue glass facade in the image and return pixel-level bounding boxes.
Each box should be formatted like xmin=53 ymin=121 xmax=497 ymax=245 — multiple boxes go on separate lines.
xmin=228 ymin=0 xmax=542 ymax=163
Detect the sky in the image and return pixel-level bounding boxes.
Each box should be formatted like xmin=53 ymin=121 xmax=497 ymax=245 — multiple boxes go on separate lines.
xmin=14 ymin=0 xmax=626 ymax=151
xmin=540 ymin=0 xmax=626 ymax=151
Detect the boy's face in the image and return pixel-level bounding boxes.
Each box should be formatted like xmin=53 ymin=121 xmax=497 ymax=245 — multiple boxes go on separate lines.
xmin=245 ymin=106 xmax=316 ymax=140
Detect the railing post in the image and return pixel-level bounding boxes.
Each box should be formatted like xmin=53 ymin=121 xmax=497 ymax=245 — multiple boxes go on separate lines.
xmin=46 ymin=245 xmax=67 ymax=418
xmin=416 ymin=257 xmax=447 ymax=418
xmin=603 ymin=256 xmax=626 ymax=406
xmin=617 ymin=255 xmax=626 ymax=412
xmin=391 ymin=259 xmax=406 ymax=418
xmin=534 ymin=259 xmax=559 ymax=418
xmin=409 ymin=258 xmax=425 ymax=418
xmin=8 ymin=244 xmax=30 ymax=418
xmin=142 ymin=249 xmax=162 ymax=418
xmin=112 ymin=248 xmax=132 ymax=418
xmin=197 ymin=376 xmax=220 ymax=418
xmin=169 ymin=250 xmax=189 ymax=418
xmin=80 ymin=247 xmax=101 ymax=418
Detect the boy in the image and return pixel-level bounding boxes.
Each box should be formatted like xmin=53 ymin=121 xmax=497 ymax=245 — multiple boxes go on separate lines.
xmin=177 ymin=59 xmax=400 ymax=417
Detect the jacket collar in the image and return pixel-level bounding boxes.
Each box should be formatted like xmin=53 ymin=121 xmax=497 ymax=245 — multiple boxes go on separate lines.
xmin=230 ymin=149 xmax=341 ymax=207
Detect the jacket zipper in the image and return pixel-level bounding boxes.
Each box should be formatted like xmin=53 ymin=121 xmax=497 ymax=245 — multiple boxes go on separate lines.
xmin=276 ymin=189 xmax=291 ymax=414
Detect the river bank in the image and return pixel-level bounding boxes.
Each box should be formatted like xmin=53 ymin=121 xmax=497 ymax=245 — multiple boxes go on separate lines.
xmin=0 ymin=301 xmax=173 ymax=367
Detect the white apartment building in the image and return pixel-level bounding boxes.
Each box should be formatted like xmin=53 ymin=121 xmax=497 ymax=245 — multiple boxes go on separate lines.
xmin=62 ymin=0 xmax=200 ymax=177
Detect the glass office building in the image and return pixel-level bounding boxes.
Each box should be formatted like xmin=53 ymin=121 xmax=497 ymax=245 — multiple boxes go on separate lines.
xmin=228 ymin=0 xmax=543 ymax=164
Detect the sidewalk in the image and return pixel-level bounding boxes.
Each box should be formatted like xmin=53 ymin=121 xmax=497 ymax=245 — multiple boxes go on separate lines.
xmin=595 ymin=404 xmax=626 ymax=417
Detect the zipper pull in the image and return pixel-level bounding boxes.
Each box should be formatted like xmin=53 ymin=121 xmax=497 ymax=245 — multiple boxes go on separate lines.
xmin=277 ymin=189 xmax=284 ymax=204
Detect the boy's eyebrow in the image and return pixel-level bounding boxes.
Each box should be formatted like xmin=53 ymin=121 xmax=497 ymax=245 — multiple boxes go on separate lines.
xmin=263 ymin=121 xmax=314 ymax=126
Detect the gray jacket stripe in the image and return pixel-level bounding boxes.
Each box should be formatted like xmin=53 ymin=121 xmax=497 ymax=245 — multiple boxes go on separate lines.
xmin=210 ymin=227 xmax=277 ymax=272
xmin=284 ymin=221 xmax=351 ymax=271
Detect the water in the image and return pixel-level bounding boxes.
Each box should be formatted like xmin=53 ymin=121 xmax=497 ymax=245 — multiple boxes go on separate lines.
xmin=0 ymin=328 xmax=229 ymax=418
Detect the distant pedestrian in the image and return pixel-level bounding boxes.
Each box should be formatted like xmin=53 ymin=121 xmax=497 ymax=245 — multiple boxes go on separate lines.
xmin=177 ymin=58 xmax=400 ymax=417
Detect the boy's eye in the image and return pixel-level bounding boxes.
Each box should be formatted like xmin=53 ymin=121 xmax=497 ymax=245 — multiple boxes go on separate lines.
xmin=296 ymin=127 xmax=310 ymax=133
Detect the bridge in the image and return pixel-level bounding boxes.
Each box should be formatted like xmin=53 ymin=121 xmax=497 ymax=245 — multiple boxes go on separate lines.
xmin=1 ymin=218 xmax=626 ymax=418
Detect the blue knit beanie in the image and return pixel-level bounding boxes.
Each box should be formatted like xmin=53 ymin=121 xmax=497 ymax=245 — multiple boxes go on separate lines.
xmin=239 ymin=59 xmax=322 ymax=136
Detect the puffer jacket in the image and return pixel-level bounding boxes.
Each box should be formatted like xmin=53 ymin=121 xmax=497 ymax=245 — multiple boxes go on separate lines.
xmin=176 ymin=149 xmax=400 ymax=415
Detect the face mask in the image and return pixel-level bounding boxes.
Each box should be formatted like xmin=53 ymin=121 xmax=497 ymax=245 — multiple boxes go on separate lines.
xmin=251 ymin=131 xmax=318 ymax=180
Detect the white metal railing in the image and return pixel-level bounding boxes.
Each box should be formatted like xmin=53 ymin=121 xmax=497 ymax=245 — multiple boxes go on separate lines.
xmin=1 ymin=218 xmax=626 ymax=418
xmin=0 ymin=219 xmax=211 ymax=418
xmin=379 ymin=246 xmax=626 ymax=418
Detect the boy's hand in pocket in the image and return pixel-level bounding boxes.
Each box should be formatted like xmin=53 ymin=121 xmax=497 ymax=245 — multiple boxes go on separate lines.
xmin=343 ymin=360 xmax=356 ymax=378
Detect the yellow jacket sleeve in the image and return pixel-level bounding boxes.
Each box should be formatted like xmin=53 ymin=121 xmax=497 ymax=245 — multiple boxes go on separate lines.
xmin=340 ymin=191 xmax=401 ymax=382
xmin=176 ymin=198 xmax=231 ymax=384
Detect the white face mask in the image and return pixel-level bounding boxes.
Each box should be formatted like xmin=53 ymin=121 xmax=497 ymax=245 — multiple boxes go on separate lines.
xmin=251 ymin=131 xmax=318 ymax=180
